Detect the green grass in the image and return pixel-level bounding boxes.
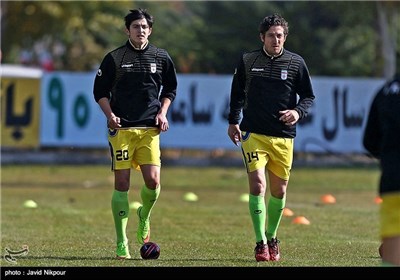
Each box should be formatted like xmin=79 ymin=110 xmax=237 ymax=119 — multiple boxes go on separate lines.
xmin=1 ymin=165 xmax=382 ymax=267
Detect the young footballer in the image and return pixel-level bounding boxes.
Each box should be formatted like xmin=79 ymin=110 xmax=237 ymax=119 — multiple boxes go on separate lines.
xmin=363 ymin=74 xmax=400 ymax=266
xmin=93 ymin=8 xmax=177 ymax=259
xmin=227 ymin=14 xmax=315 ymax=262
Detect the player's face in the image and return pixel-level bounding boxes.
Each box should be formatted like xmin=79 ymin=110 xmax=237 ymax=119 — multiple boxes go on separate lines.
xmin=260 ymin=26 xmax=286 ymax=56
xmin=126 ymin=18 xmax=152 ymax=49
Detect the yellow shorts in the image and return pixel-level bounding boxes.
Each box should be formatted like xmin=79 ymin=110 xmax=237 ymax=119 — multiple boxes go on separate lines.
xmin=240 ymin=131 xmax=293 ymax=180
xmin=380 ymin=193 xmax=400 ymax=238
xmin=108 ymin=127 xmax=160 ymax=171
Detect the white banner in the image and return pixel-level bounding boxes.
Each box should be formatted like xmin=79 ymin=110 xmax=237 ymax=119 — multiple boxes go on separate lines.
xmin=295 ymin=77 xmax=385 ymax=153
xmin=40 ymin=72 xmax=385 ymax=153
xmin=40 ymin=72 xmax=107 ymax=147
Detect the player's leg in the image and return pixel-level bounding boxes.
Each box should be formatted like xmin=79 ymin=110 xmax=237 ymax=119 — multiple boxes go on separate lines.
xmin=248 ymin=169 xmax=268 ymax=244
xmin=265 ymin=170 xmax=287 ymax=261
xmin=380 ymin=192 xmax=400 ymax=266
xmin=265 ymin=137 xmax=293 ymax=261
xmin=241 ymin=132 xmax=269 ymax=261
xmin=266 ymin=171 xmax=287 ymax=239
xmin=248 ymin=169 xmax=270 ymax=261
xmin=109 ymin=129 xmax=134 ymax=259
xmin=140 ymin=165 xmax=161 ymax=214
xmin=112 ymin=169 xmax=131 ymax=259
xmin=135 ymin=128 xmax=161 ymax=244
xmin=136 ymin=165 xmax=161 ymax=244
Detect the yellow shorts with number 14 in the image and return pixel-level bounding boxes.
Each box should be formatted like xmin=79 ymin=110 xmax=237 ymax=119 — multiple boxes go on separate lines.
xmin=240 ymin=131 xmax=293 ymax=180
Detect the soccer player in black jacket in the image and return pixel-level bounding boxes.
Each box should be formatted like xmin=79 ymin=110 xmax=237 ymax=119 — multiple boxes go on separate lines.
xmin=363 ymin=74 xmax=400 ymax=266
xmin=227 ymin=14 xmax=315 ymax=262
xmin=93 ymin=8 xmax=177 ymax=259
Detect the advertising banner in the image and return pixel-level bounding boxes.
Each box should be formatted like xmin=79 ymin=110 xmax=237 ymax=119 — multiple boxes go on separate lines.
xmin=1 ymin=66 xmax=42 ymax=148
xmin=39 ymin=72 xmax=386 ymax=153
xmin=40 ymin=72 xmax=107 ymax=147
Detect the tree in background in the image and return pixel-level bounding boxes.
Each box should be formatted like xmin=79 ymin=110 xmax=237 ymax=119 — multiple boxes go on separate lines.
xmin=1 ymin=1 xmax=398 ymax=78
xmin=377 ymin=1 xmax=398 ymax=78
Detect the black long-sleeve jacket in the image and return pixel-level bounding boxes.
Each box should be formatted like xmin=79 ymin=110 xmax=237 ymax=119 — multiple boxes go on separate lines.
xmin=93 ymin=41 xmax=177 ymax=128
xmin=363 ymin=75 xmax=400 ymax=194
xmin=228 ymin=48 xmax=315 ymax=138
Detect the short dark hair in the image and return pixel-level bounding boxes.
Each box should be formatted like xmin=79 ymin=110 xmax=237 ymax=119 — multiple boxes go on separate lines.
xmin=124 ymin=8 xmax=154 ymax=29
xmin=259 ymin=14 xmax=289 ymax=35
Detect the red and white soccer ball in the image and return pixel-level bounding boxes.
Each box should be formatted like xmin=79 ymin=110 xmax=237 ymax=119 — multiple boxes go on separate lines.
xmin=140 ymin=242 xmax=160 ymax=260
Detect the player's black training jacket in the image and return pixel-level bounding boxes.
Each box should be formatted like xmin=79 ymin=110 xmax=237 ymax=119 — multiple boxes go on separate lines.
xmin=228 ymin=48 xmax=315 ymax=138
xmin=93 ymin=41 xmax=177 ymax=128
xmin=363 ymin=75 xmax=400 ymax=194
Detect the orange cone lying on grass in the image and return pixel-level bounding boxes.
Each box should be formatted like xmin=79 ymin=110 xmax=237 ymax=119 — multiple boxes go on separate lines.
xmin=374 ymin=196 xmax=383 ymax=204
xmin=283 ymin=208 xmax=294 ymax=217
xmin=292 ymin=216 xmax=311 ymax=225
xmin=321 ymin=194 xmax=336 ymax=204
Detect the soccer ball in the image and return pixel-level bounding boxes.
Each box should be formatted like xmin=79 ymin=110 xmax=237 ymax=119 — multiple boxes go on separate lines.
xmin=140 ymin=242 xmax=160 ymax=259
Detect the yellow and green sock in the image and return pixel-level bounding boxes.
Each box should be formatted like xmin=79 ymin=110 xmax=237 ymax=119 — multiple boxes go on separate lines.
xmin=266 ymin=195 xmax=286 ymax=240
xmin=111 ymin=190 xmax=130 ymax=244
xmin=249 ymin=194 xmax=267 ymax=243
xmin=140 ymin=184 xmax=160 ymax=219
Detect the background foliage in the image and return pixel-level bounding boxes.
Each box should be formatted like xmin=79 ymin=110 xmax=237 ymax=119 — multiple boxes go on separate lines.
xmin=1 ymin=0 xmax=399 ymax=77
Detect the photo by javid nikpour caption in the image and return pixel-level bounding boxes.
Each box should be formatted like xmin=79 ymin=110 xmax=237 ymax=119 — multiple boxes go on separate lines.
xmin=3 ymin=268 xmax=67 ymax=277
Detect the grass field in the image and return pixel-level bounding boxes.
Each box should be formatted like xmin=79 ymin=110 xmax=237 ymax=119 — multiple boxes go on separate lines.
xmin=1 ymin=164 xmax=383 ymax=268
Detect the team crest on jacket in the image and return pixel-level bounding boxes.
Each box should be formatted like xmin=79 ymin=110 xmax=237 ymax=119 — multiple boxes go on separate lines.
xmin=150 ymin=63 xmax=156 ymax=73
xmin=97 ymin=69 xmax=102 ymax=76
xmin=281 ymin=70 xmax=288 ymax=80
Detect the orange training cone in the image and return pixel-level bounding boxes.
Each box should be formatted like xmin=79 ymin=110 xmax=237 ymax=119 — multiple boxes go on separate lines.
xmin=283 ymin=208 xmax=294 ymax=217
xmin=374 ymin=196 xmax=383 ymax=204
xmin=292 ymin=216 xmax=311 ymax=225
xmin=321 ymin=194 xmax=336 ymax=204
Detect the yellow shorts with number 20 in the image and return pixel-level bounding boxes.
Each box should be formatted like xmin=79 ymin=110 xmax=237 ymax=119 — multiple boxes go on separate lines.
xmin=108 ymin=127 xmax=160 ymax=171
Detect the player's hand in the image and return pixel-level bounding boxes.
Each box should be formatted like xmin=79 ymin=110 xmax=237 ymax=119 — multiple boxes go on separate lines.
xmin=108 ymin=115 xmax=121 ymax=129
xmin=228 ymin=124 xmax=241 ymax=146
xmin=279 ymin=110 xmax=299 ymax=126
xmin=156 ymin=113 xmax=169 ymax=132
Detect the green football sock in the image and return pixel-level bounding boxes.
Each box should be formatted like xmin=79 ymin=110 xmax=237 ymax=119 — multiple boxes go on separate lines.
xmin=140 ymin=184 xmax=160 ymax=219
xmin=249 ymin=194 xmax=267 ymax=243
xmin=266 ymin=195 xmax=286 ymax=240
xmin=111 ymin=190 xmax=130 ymax=244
